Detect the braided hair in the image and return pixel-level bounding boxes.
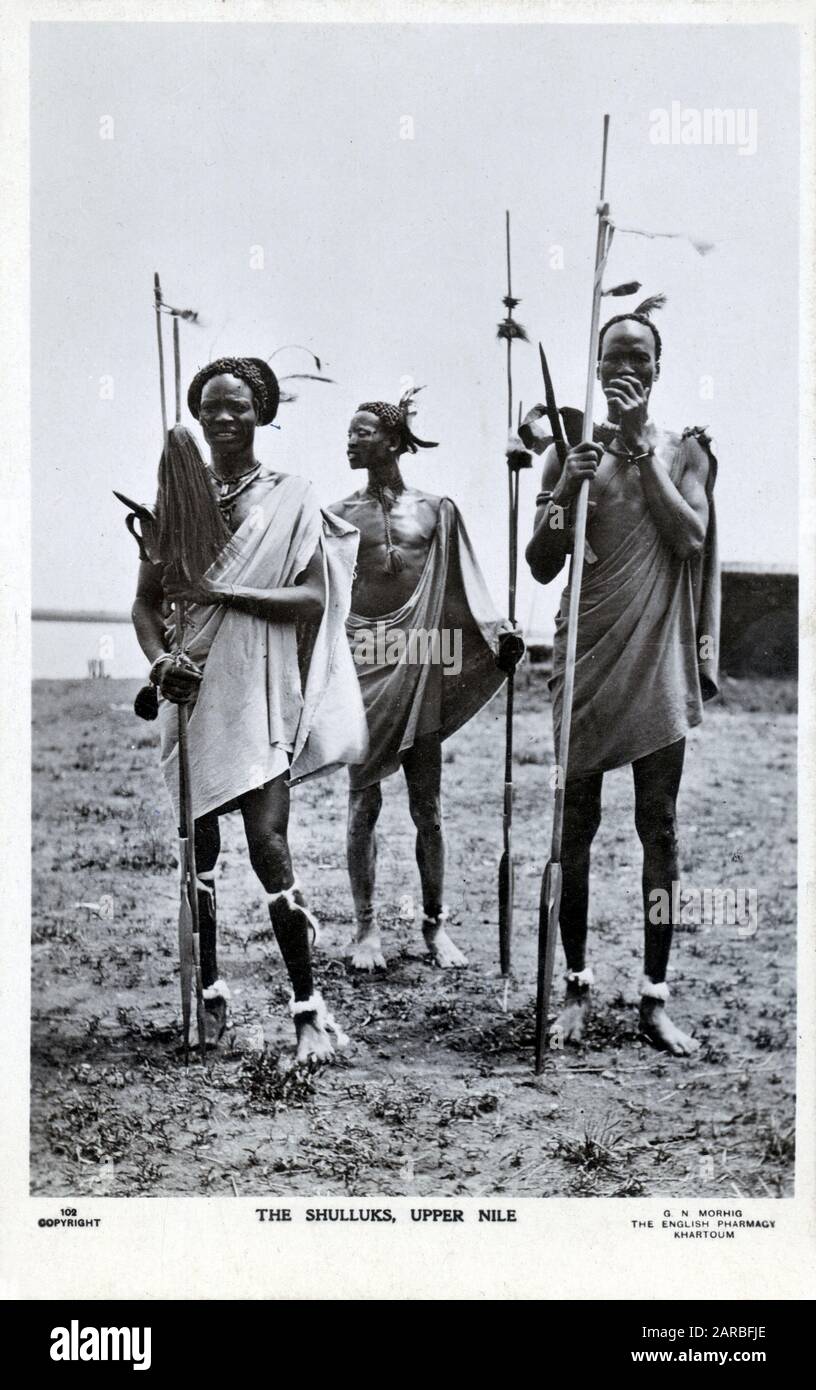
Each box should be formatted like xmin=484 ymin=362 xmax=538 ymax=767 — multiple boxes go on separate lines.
xmin=356 ymin=392 xmax=438 ymax=457
xmin=597 ymin=314 xmax=663 ymax=363
xmin=597 ymin=295 xmax=667 ymax=365
xmin=188 ymin=356 xmax=280 ymax=426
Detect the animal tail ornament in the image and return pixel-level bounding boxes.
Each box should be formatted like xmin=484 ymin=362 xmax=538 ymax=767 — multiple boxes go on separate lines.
xmin=154 ymin=424 xmax=233 ymax=585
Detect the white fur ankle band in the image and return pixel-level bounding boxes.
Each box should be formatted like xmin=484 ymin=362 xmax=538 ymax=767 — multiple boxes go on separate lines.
xmin=202 ymin=978 xmax=230 ymax=1003
xmin=288 ymin=991 xmax=350 ymax=1047
xmin=566 ymin=967 xmax=594 ymax=988
xmin=422 ymin=906 xmax=451 ymax=927
xmin=265 ymin=880 xmax=321 ymax=947
xmin=640 ymin=977 xmax=670 ymax=1002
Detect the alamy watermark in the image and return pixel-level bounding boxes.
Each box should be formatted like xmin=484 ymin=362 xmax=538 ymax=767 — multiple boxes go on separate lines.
xmin=649 ymin=103 xmax=758 ymax=156
xmin=352 ymin=624 xmax=462 ymax=677
xmin=649 ymin=881 xmax=757 ymax=937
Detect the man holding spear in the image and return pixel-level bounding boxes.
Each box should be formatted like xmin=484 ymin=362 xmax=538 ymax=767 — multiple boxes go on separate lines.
xmin=526 ymin=304 xmax=719 ymax=1056
xmin=131 ymin=355 xmax=367 ymax=1064
xmin=330 ymin=391 xmax=524 ymax=971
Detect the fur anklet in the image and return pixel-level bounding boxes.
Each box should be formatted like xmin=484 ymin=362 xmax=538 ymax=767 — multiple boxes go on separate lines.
xmin=265 ymin=880 xmax=322 ymax=947
xmin=289 ymin=991 xmax=349 ymax=1047
xmin=640 ymin=977 xmax=670 ymax=1002
xmin=422 ymin=906 xmax=450 ymax=928
xmin=566 ymin=967 xmax=594 ymax=989
xmin=196 ymin=869 xmax=216 ymax=900
xmin=202 ymin=978 xmax=230 ymax=1004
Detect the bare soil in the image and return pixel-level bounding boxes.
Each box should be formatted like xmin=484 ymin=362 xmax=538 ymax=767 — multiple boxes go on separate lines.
xmin=31 ymin=671 xmax=796 ymax=1199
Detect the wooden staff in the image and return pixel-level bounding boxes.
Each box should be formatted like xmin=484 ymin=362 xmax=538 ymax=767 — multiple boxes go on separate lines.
xmin=497 ymin=211 xmax=530 ymax=978
xmin=535 ymin=116 xmax=611 ymax=1071
xmin=154 ymin=272 xmax=206 ymax=1065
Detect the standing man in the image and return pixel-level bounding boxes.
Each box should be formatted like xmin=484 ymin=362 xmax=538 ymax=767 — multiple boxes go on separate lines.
xmin=330 ymin=392 xmax=524 ymax=971
xmin=131 ymin=357 xmax=367 ymax=1063
xmin=525 ymin=311 xmax=719 ymax=1055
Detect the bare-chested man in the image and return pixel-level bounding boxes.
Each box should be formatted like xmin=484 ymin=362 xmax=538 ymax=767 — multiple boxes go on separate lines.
xmin=330 ymin=394 xmax=524 ymax=971
xmin=525 ymin=313 xmax=719 ymax=1055
xmin=131 ymin=356 xmax=366 ymax=1063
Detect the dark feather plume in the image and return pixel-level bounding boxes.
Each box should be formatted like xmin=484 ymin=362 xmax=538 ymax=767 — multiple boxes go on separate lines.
xmin=602 ymin=280 xmax=642 ymax=298
xmin=154 ymin=424 xmax=233 ymax=584
xmin=278 ymin=373 xmax=336 ymax=384
xmin=497 ymin=320 xmax=529 ymax=342
xmin=634 ymin=293 xmax=667 ymax=317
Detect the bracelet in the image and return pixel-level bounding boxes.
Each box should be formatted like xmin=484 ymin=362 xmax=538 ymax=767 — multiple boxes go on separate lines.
xmin=149 ymin=653 xmax=174 ymax=686
xmin=535 ymin=491 xmax=570 ymax=511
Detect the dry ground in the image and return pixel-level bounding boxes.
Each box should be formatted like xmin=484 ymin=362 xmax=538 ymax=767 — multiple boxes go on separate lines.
xmin=31 ymin=670 xmax=796 ymax=1199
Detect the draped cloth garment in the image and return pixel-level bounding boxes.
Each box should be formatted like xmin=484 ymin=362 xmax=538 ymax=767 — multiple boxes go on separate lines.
xmin=550 ymin=430 xmax=720 ymax=780
xmin=346 ymin=497 xmax=506 ymax=789
xmin=159 ymin=472 xmax=368 ymax=819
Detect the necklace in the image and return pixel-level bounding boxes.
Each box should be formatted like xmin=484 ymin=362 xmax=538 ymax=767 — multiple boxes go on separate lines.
xmin=366 ymin=481 xmax=405 ymax=574
xmin=208 ymin=462 xmax=262 ymax=515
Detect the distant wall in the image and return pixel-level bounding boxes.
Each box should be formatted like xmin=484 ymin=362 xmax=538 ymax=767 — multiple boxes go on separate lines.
xmin=720 ymin=564 xmax=798 ymax=678
xmin=524 ymin=563 xmax=798 ymax=680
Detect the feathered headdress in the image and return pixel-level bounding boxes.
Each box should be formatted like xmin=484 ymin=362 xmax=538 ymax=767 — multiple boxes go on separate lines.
xmin=357 ymin=385 xmax=439 ymax=454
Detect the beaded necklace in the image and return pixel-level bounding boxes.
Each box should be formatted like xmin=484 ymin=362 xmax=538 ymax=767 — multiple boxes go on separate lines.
xmin=366 ymin=479 xmax=405 ymax=574
xmin=207 ymin=462 xmax=262 ymax=522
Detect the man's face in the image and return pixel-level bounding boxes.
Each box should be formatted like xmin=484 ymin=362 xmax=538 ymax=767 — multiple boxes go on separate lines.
xmin=346 ymin=411 xmax=398 ymax=471
xmin=598 ymin=321 xmax=659 ymax=408
xmin=198 ymin=374 xmax=259 ymax=454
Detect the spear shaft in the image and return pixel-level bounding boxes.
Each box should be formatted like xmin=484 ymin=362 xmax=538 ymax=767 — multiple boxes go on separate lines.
xmin=535 ymin=116 xmax=611 ymax=1070
xmin=498 ymin=210 xmax=524 ymax=978
xmin=154 ymin=272 xmax=206 ymax=1066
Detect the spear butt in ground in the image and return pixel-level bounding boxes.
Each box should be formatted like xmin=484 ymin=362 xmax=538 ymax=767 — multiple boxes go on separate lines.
xmin=535 ymin=859 xmax=562 ymax=1072
xmin=534 ymin=115 xmax=610 ymax=1071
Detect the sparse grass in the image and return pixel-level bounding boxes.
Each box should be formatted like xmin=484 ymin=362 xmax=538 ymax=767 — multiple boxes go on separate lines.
xmin=30 ymin=677 xmax=797 ymax=1199
xmin=237 ymin=1053 xmax=319 ymax=1112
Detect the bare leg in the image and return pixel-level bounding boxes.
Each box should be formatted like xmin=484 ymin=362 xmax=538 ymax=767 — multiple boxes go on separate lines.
xmin=553 ymin=771 xmax=603 ymax=1042
xmin=346 ymin=781 xmax=386 ymax=970
xmin=194 ymin=813 xmax=221 ymax=988
xmin=240 ymin=777 xmax=336 ymax=1064
xmin=191 ymin=813 xmax=229 ymax=1046
xmin=402 ymin=736 xmax=465 ymax=967
xmin=633 ymin=738 xmax=697 ymax=1056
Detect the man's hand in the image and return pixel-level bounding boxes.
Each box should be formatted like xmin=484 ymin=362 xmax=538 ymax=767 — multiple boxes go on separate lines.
xmin=604 ymin=372 xmax=650 ymax=450
xmin=157 ymin=654 xmax=203 ymax=705
xmin=555 ymin=441 xmax=604 ymax=503
xmin=495 ymin=623 xmax=525 ymax=674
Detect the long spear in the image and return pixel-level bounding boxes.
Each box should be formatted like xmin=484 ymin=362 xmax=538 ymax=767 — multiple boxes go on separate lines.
xmin=497 ymin=211 xmax=530 ymax=978
xmin=534 ymin=116 xmax=611 ymax=1071
xmin=153 ymin=272 xmax=207 ymax=1066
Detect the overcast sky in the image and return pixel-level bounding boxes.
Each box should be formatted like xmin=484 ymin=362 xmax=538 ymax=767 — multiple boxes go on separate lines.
xmin=31 ymin=21 xmax=798 ymax=638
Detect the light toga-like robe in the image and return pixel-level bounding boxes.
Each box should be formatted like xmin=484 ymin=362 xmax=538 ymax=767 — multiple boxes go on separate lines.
xmin=550 ymin=428 xmax=719 ymax=780
xmin=159 ymin=471 xmax=368 ymax=820
xmin=346 ymin=497 xmax=506 ymax=790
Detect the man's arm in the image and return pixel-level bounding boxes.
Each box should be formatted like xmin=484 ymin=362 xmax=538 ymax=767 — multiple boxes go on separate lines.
xmin=525 ymin=442 xmax=602 ymax=585
xmin=132 ymin=560 xmax=169 ymax=665
xmin=638 ymin=440 xmax=709 ymax=559
xmin=132 ymin=560 xmax=202 ymax=703
xmin=165 ymin=545 xmax=326 ymax=624
xmin=221 ymin=545 xmax=325 ymax=622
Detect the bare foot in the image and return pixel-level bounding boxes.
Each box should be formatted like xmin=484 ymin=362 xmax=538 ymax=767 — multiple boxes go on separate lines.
xmin=640 ymin=999 xmax=699 ymax=1056
xmin=295 ymin=1014 xmax=336 ymax=1063
xmin=423 ymin=922 xmax=468 ymax=969
xmin=552 ymin=984 xmax=592 ymax=1045
xmin=348 ymin=932 xmax=386 ymax=971
xmin=276 ymin=1014 xmax=336 ymax=1072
